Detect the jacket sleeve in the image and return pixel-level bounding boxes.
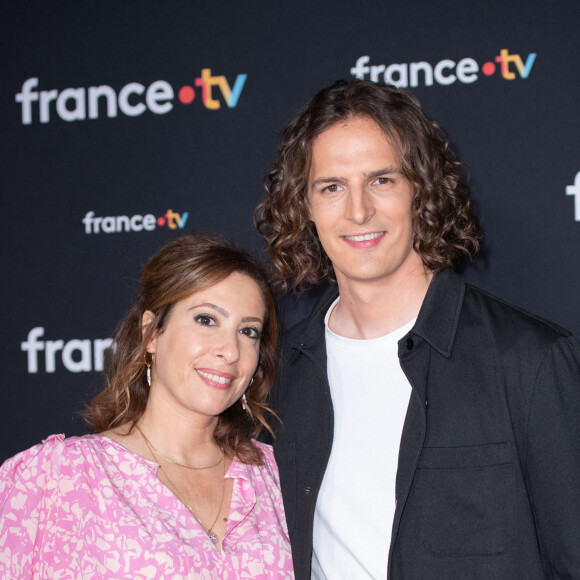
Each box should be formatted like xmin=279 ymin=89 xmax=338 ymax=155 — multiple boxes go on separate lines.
xmin=524 ymin=335 xmax=580 ymax=578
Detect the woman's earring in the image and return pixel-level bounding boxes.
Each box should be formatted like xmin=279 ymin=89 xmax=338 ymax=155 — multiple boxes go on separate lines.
xmin=241 ymin=377 xmax=253 ymax=411
xmin=145 ymin=355 xmax=152 ymax=387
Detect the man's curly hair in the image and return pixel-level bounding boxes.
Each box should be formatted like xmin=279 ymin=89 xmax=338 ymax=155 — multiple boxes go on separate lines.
xmin=255 ymin=79 xmax=481 ymax=293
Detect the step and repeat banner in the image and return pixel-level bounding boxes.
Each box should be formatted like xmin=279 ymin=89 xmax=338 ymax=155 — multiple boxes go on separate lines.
xmin=2 ymin=1 xmax=579 ymax=461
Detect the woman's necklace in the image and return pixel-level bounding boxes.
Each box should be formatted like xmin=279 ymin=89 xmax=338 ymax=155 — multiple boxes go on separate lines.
xmin=136 ymin=426 xmax=224 ymax=470
xmin=137 ymin=426 xmax=226 ymax=545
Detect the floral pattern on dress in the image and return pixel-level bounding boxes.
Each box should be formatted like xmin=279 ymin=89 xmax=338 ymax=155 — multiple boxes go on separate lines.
xmin=0 ymin=434 xmax=294 ymax=579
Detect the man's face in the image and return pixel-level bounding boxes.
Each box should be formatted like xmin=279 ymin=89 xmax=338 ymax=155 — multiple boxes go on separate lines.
xmin=307 ymin=116 xmax=424 ymax=289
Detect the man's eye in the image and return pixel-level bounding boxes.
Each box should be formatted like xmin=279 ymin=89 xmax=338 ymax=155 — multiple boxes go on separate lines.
xmin=374 ymin=177 xmax=391 ymax=185
xmin=240 ymin=326 xmax=261 ymax=340
xmin=324 ymin=184 xmax=340 ymax=193
xmin=194 ymin=314 xmax=216 ymax=327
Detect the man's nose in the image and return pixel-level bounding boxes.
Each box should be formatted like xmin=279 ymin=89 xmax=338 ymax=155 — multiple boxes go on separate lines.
xmin=345 ymin=186 xmax=375 ymax=224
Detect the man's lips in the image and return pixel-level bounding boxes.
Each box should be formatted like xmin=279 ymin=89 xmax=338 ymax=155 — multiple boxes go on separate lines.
xmin=342 ymin=231 xmax=385 ymax=242
xmin=341 ymin=231 xmax=386 ymax=248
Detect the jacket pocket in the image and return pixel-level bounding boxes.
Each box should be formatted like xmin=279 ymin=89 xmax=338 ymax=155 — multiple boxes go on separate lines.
xmin=416 ymin=441 xmax=517 ymax=557
xmin=274 ymin=439 xmax=296 ymax=536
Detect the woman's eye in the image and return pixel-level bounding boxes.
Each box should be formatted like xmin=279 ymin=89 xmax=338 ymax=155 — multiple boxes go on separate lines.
xmin=240 ymin=326 xmax=262 ymax=340
xmin=194 ymin=314 xmax=216 ymax=327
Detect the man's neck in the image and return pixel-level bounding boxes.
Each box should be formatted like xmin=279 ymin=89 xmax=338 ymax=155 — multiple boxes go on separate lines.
xmin=329 ymin=266 xmax=433 ymax=340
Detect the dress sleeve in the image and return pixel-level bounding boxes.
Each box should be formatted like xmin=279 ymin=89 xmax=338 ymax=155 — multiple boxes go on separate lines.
xmin=524 ymin=335 xmax=580 ymax=578
xmin=0 ymin=435 xmax=66 ymax=578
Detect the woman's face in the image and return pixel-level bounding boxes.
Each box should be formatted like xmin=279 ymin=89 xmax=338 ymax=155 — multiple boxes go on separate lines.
xmin=144 ymin=272 xmax=265 ymax=422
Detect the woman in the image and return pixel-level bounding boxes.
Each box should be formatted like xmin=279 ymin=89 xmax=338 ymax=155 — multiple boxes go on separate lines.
xmin=0 ymin=233 xmax=294 ymax=578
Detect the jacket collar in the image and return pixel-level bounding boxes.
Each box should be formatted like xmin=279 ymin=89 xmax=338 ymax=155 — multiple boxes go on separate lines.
xmin=411 ymin=268 xmax=465 ymax=358
xmin=292 ymin=284 xmax=339 ymax=352
xmin=292 ymin=269 xmax=465 ymax=359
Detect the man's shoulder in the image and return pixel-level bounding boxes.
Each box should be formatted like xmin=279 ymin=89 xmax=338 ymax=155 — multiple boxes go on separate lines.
xmin=463 ymin=282 xmax=572 ymax=343
xmin=282 ymin=313 xmax=313 ymax=341
xmin=415 ymin=270 xmax=575 ymax=359
xmin=277 ymin=313 xmax=318 ymax=364
xmin=278 ymin=283 xmax=339 ymax=352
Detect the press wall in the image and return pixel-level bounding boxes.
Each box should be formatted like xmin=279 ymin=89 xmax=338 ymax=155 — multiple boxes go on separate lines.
xmin=2 ymin=0 xmax=579 ymax=460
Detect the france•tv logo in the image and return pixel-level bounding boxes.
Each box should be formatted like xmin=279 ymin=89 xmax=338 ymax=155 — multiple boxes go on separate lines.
xmin=82 ymin=209 xmax=189 ymax=234
xmin=566 ymin=171 xmax=580 ymax=222
xmin=15 ymin=67 xmax=247 ymax=125
xmin=350 ymin=48 xmax=537 ymax=88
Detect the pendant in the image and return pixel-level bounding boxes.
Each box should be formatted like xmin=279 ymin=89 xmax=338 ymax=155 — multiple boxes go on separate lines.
xmin=208 ymin=531 xmax=219 ymax=545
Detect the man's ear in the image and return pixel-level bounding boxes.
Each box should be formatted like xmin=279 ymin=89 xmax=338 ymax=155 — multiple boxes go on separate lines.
xmin=142 ymin=310 xmax=157 ymax=354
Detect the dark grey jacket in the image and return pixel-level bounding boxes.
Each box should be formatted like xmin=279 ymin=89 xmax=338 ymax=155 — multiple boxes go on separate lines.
xmin=269 ymin=270 xmax=580 ymax=579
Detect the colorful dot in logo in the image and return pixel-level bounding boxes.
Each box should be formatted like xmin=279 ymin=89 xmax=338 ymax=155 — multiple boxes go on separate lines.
xmin=157 ymin=216 xmax=166 ymax=226
xmin=178 ymin=86 xmax=195 ymax=104
xmin=482 ymin=62 xmax=496 ymax=76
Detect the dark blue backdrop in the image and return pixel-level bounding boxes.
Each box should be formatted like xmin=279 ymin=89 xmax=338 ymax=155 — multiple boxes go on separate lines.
xmin=2 ymin=0 xmax=579 ymax=461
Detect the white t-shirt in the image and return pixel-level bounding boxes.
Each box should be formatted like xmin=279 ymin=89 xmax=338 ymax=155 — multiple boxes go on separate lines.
xmin=312 ymin=298 xmax=415 ymax=580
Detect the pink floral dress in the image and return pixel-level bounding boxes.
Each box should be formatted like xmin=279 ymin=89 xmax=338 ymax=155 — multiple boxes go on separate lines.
xmin=0 ymin=434 xmax=294 ymax=579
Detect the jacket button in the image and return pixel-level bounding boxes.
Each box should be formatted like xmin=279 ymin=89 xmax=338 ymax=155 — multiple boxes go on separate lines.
xmin=305 ymin=486 xmax=311 ymax=495
xmin=405 ymin=337 xmax=414 ymax=350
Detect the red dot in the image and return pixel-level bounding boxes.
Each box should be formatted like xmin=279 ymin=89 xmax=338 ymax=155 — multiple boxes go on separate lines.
xmin=178 ymin=86 xmax=195 ymax=104
xmin=157 ymin=217 xmax=165 ymax=226
xmin=482 ymin=62 xmax=496 ymax=76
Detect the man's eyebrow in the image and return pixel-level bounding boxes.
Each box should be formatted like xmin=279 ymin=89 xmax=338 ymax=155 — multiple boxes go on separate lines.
xmin=366 ymin=166 xmax=403 ymax=179
xmin=310 ymin=166 xmax=403 ymax=191
xmin=309 ymin=176 xmax=346 ymax=191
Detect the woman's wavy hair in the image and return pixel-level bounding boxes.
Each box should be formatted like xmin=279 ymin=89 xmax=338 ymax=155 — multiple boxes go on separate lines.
xmin=255 ymin=79 xmax=481 ymax=293
xmin=83 ymin=233 xmax=278 ymax=465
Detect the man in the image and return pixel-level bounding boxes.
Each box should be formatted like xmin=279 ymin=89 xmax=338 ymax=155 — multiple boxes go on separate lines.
xmin=255 ymin=80 xmax=580 ymax=579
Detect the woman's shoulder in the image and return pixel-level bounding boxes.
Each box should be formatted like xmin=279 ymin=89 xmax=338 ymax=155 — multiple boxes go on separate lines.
xmin=0 ymin=434 xmax=116 ymax=485
xmin=244 ymin=441 xmax=284 ymax=505
xmin=249 ymin=439 xmax=279 ymax=477
xmin=1 ymin=434 xmax=65 ymax=475
xmin=3 ymin=432 xmax=107 ymax=462
xmin=251 ymin=439 xmax=274 ymax=458
xmin=0 ymin=433 xmax=152 ymax=505
xmin=1 ymin=434 xmax=78 ymax=501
